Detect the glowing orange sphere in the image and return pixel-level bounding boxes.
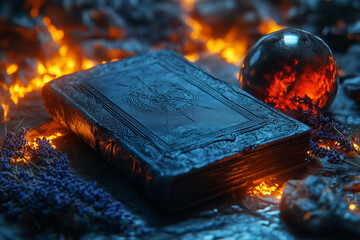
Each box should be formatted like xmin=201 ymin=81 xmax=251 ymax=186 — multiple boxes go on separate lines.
xmin=240 ymin=28 xmax=338 ymax=117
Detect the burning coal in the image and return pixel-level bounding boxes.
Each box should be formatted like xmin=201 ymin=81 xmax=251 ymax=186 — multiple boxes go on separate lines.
xmin=0 ymin=0 xmax=286 ymax=121
xmin=248 ymin=178 xmax=283 ymax=201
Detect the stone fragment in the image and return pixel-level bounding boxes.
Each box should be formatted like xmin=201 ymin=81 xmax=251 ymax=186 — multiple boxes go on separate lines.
xmin=280 ymin=176 xmax=360 ymax=237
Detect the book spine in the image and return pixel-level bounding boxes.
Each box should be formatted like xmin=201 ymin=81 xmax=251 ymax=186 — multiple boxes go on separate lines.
xmin=41 ymin=81 xmax=169 ymax=209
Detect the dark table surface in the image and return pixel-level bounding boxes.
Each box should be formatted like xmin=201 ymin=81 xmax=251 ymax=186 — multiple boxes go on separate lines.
xmin=1 ymin=54 xmax=360 ymax=239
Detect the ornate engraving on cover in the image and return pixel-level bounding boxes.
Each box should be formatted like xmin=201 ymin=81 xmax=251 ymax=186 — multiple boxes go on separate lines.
xmin=43 ymin=50 xmax=312 ymax=211
xmin=47 ymin=50 xmax=310 ymax=174
xmin=68 ymin=60 xmax=266 ymax=156
xmin=126 ymin=80 xmax=197 ymax=115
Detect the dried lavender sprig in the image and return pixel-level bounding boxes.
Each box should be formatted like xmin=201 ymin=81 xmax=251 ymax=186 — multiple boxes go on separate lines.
xmin=0 ymin=127 xmax=152 ymax=235
xmin=293 ymin=95 xmax=360 ymax=166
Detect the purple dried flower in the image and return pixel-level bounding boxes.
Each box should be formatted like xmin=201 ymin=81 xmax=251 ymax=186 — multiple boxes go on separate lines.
xmin=0 ymin=128 xmax=151 ymax=236
xmin=293 ymin=95 xmax=360 ymax=165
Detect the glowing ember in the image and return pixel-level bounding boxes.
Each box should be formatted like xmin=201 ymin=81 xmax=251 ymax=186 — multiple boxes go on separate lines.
xmin=184 ymin=17 xmax=247 ymax=65
xmin=8 ymin=132 xmax=61 ymax=164
xmin=28 ymin=1 xmax=41 ymax=18
xmin=240 ymin=28 xmax=338 ymax=117
xmin=181 ymin=1 xmax=247 ymax=65
xmin=350 ymin=139 xmax=360 ymax=151
xmin=185 ymin=53 xmax=200 ymax=62
xmin=349 ymin=203 xmax=356 ymax=211
xmin=1 ymin=104 xmax=9 ymax=120
xmin=259 ymin=18 xmax=285 ymax=35
xmin=1 ymin=1 xmax=288 ymax=121
xmin=29 ymin=132 xmax=62 ymax=149
xmin=6 ymin=64 xmax=18 ymax=75
xmin=181 ymin=2 xmax=284 ymax=66
xmin=182 ymin=0 xmax=197 ymax=11
xmin=1 ymin=16 xmax=96 ymax=121
xmin=248 ymin=178 xmax=283 ymax=200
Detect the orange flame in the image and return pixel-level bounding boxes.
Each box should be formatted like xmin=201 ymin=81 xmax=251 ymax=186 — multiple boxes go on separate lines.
xmin=182 ymin=0 xmax=197 ymax=11
xmin=349 ymin=203 xmax=356 ymax=211
xmin=184 ymin=17 xmax=247 ymax=65
xmin=248 ymin=178 xmax=283 ymax=200
xmin=11 ymin=132 xmax=63 ymax=165
xmin=263 ymin=56 xmax=337 ymax=114
xmin=29 ymin=132 xmax=62 ymax=149
xmin=6 ymin=64 xmax=19 ymax=75
xmin=181 ymin=1 xmax=247 ymax=65
xmin=1 ymin=17 xmax=96 ymax=121
xmin=350 ymin=139 xmax=360 ymax=151
xmin=259 ymin=18 xmax=285 ymax=35
xmin=184 ymin=53 xmax=199 ymax=62
xmin=182 ymin=3 xmax=284 ymax=66
xmin=1 ymin=2 xmax=286 ymax=120
xmin=27 ymin=0 xmax=43 ymax=18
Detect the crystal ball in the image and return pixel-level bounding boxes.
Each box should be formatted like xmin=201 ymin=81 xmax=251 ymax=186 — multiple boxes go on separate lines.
xmin=240 ymin=28 xmax=338 ymax=117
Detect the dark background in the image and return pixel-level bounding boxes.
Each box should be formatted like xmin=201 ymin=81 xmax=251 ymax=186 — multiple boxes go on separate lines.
xmin=1 ymin=0 xmax=360 ymax=239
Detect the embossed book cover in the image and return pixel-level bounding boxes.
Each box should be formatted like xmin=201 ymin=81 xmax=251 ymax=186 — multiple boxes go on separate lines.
xmin=42 ymin=50 xmax=311 ymax=211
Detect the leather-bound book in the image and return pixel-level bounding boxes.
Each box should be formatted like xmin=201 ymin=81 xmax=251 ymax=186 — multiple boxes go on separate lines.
xmin=42 ymin=50 xmax=311 ymax=211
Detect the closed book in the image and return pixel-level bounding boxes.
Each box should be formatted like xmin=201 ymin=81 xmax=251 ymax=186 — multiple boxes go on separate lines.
xmin=42 ymin=50 xmax=311 ymax=211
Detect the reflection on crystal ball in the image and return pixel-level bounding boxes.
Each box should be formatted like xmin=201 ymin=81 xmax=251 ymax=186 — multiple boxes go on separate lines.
xmin=240 ymin=28 xmax=338 ymax=117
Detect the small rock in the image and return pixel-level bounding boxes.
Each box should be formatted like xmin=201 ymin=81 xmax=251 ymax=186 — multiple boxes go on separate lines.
xmin=337 ymin=44 xmax=360 ymax=77
xmin=280 ymin=176 xmax=360 ymax=237
xmin=343 ymin=76 xmax=360 ymax=102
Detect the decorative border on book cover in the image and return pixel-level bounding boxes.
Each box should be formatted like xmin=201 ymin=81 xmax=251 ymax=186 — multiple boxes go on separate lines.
xmin=50 ymin=50 xmax=309 ymax=172
xmin=76 ymin=63 xmax=265 ymax=153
